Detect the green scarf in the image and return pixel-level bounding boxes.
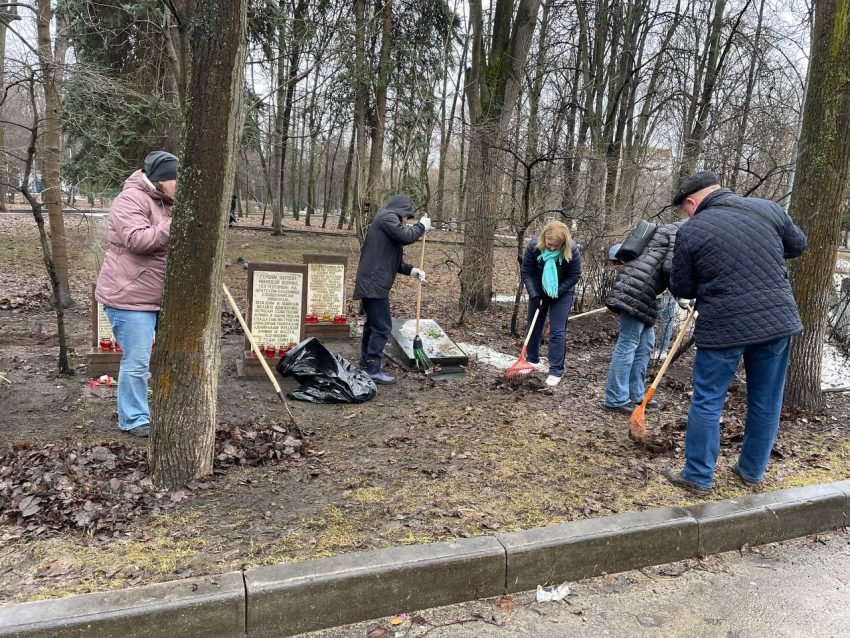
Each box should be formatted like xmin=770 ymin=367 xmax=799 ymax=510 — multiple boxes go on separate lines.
xmin=538 ymin=249 xmax=562 ymax=298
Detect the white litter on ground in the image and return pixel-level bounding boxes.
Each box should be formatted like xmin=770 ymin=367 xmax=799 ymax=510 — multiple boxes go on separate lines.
xmin=536 ymin=582 xmax=571 ymax=602
xmin=457 ymin=342 xmax=547 ymax=372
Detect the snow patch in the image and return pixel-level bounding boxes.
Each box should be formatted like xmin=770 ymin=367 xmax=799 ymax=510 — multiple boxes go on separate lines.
xmin=821 ymin=342 xmax=850 ymax=389
xmin=458 ymin=342 xmax=547 ymax=372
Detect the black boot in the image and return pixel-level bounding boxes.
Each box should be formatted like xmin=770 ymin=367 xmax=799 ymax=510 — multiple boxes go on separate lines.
xmin=366 ymin=358 xmax=396 ymax=385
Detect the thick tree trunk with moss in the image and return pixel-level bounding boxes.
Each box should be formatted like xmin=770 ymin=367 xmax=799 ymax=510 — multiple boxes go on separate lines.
xmin=459 ymin=0 xmax=540 ymax=313
xmin=785 ymin=0 xmax=850 ymax=411
xmin=36 ymin=0 xmax=73 ymax=308
xmin=149 ymin=0 xmax=247 ymax=489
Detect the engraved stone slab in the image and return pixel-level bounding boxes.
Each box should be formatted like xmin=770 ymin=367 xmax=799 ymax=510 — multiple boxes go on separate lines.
xmin=303 ymin=254 xmax=347 ymax=318
xmin=390 ymin=318 xmax=468 ymax=368
xmin=247 ymin=263 xmax=308 ymax=349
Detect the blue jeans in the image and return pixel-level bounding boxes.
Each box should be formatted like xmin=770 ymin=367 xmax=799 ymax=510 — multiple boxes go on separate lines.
xmin=656 ymin=295 xmax=676 ymax=354
xmin=104 ymin=307 xmax=158 ymax=431
xmin=361 ymin=298 xmax=392 ymax=361
xmin=682 ymin=337 xmax=791 ymax=490
xmin=526 ymin=294 xmax=573 ymax=378
xmin=605 ymin=313 xmax=655 ymax=406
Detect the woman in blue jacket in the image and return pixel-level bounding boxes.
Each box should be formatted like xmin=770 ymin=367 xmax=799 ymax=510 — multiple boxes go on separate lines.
xmin=520 ymin=221 xmax=582 ymax=387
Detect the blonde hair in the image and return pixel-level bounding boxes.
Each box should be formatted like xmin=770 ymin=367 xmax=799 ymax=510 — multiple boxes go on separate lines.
xmin=536 ymin=221 xmax=573 ymax=261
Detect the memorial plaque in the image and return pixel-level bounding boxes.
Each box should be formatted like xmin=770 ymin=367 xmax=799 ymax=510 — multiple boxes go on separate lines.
xmin=303 ymin=254 xmax=350 ymax=338
xmin=241 ymin=263 xmax=308 ymax=377
xmin=248 ymin=264 xmax=307 ymax=347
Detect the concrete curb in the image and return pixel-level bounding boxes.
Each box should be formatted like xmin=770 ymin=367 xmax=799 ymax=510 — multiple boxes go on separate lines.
xmin=1 ymin=481 xmax=848 ymax=637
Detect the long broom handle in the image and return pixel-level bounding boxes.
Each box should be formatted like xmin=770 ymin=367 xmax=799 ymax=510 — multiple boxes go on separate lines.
xmin=222 ymin=283 xmax=283 ymax=397
xmin=415 ymin=232 xmax=426 ymax=335
xmin=647 ymin=304 xmax=697 ymax=391
xmin=568 ymin=306 xmax=608 ymax=321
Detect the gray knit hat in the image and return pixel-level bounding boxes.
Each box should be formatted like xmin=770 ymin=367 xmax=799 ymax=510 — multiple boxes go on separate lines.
xmin=143 ymin=151 xmax=179 ymax=182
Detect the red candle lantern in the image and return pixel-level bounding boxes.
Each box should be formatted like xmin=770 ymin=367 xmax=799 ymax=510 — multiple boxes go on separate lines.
xmin=333 ymin=315 xmax=347 ymax=324
xmin=114 ymin=343 xmax=122 ymax=353
xmin=305 ymin=314 xmax=319 ymax=324
xmin=99 ymin=338 xmax=112 ymax=351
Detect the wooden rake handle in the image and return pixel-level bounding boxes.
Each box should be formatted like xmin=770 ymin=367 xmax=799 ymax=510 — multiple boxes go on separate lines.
xmin=568 ymin=306 xmax=608 ymax=321
xmin=522 ymin=303 xmax=543 ymax=350
xmin=647 ymin=303 xmax=697 ymax=391
xmin=222 ymin=283 xmax=285 ymax=401
xmin=415 ymin=232 xmax=426 ymax=335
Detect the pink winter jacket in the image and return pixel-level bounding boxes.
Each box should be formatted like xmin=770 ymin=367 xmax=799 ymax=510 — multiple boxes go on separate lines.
xmin=95 ymin=170 xmax=173 ymax=311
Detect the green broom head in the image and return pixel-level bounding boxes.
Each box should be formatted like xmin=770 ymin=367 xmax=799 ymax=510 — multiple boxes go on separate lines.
xmin=412 ymin=335 xmax=433 ymax=372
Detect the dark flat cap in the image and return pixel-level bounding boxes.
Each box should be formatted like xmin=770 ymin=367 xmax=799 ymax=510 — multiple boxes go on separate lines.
xmin=143 ymin=150 xmax=179 ymax=182
xmin=672 ymin=171 xmax=719 ymax=206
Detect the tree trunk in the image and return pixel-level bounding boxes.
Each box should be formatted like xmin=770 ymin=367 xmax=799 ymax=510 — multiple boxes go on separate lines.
xmin=784 ymin=0 xmax=850 ymax=411
xmin=366 ymin=0 xmax=392 ymax=214
xmin=353 ymin=0 xmax=369 ymax=242
xmin=339 ymin=124 xmax=355 ymax=229
xmin=0 ymin=7 xmax=18 ymax=212
xmin=36 ymin=0 xmax=73 ymax=308
xmin=150 ymin=0 xmax=247 ymax=489
xmin=459 ymin=0 xmax=541 ymax=314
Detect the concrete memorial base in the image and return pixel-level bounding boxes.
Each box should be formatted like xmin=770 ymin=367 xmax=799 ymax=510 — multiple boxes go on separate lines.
xmin=390 ymin=318 xmax=468 ymax=373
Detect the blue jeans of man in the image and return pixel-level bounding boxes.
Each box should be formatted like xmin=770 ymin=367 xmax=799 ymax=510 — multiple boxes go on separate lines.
xmin=682 ymin=337 xmax=791 ymax=490
xmin=104 ymin=307 xmax=158 ymax=431
xmin=526 ymin=294 xmax=573 ymax=378
xmin=605 ymin=312 xmax=655 ymax=406
xmin=361 ymin=297 xmax=392 ymax=361
xmin=656 ymin=295 xmax=676 ymax=354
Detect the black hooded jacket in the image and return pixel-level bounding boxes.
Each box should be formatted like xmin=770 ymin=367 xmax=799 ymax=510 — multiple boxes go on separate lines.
xmin=606 ymin=220 xmax=685 ymax=325
xmin=353 ymin=195 xmax=426 ymax=300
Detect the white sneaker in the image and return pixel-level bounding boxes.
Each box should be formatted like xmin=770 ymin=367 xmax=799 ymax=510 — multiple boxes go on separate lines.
xmin=545 ymin=375 xmax=561 ymax=387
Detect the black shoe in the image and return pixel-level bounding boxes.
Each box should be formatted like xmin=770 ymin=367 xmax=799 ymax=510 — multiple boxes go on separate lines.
xmin=126 ymin=424 xmax=150 ymax=438
xmin=663 ymin=468 xmax=711 ymax=495
xmin=645 ymin=399 xmax=659 ymax=410
xmin=732 ymin=462 xmax=762 ymax=487
xmin=603 ymin=402 xmax=634 ymax=415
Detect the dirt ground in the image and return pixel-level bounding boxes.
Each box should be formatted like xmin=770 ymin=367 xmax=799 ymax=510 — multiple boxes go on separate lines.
xmin=1 ymin=212 xmax=849 ymax=605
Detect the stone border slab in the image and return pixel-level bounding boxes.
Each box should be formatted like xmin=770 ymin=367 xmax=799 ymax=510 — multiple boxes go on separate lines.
xmin=2 ymin=482 xmax=849 ymax=638
xmin=0 ymin=572 xmax=245 ymax=638
xmin=244 ymin=537 xmax=505 ymax=637
xmin=497 ymin=507 xmax=698 ymax=593
xmin=686 ymin=483 xmax=847 ymax=555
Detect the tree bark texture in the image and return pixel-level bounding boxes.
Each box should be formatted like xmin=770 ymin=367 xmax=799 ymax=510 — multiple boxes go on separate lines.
xmin=785 ymin=0 xmax=850 ymax=410
xmin=366 ymin=0 xmax=392 ymax=214
xmin=36 ymin=0 xmax=73 ymax=308
xmin=460 ymin=0 xmax=541 ymax=313
xmin=150 ymin=0 xmax=247 ymax=489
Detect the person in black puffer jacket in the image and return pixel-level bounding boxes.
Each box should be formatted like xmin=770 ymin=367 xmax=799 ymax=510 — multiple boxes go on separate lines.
xmin=353 ymin=195 xmax=431 ymax=385
xmin=603 ymin=219 xmax=685 ymax=412
xmin=520 ymin=220 xmax=582 ymax=387
xmin=663 ymin=171 xmax=807 ymax=496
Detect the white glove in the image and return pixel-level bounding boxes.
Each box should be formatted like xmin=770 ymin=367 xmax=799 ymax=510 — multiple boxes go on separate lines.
xmin=418 ymin=215 xmax=432 ymax=232
xmin=677 ymin=298 xmax=694 ymax=309
xmin=411 ymin=268 xmax=427 ymax=283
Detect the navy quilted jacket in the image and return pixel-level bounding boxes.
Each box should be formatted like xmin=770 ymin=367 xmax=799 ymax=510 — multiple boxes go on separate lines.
xmin=670 ymin=188 xmax=807 ymax=348
xmin=521 ymin=239 xmax=582 ymax=300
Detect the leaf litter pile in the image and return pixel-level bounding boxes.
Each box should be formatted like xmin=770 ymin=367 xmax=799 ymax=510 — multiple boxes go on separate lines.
xmin=0 ymin=418 xmax=310 ymax=545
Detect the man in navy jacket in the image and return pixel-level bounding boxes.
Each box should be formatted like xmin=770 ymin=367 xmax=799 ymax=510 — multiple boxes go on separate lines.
xmin=664 ymin=171 xmax=807 ymax=494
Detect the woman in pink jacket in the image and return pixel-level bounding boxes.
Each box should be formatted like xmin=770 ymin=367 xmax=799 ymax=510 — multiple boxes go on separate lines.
xmin=95 ymin=151 xmax=178 ymax=437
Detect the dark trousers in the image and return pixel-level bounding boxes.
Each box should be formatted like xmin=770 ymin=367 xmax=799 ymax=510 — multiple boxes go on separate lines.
xmin=526 ymin=293 xmax=573 ymax=377
xmin=361 ymin=297 xmax=392 ymax=361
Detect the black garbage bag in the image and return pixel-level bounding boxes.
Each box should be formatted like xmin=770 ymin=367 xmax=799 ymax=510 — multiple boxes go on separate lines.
xmin=276 ymin=337 xmax=376 ymax=403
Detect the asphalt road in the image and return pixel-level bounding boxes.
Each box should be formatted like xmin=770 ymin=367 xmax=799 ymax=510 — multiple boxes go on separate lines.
xmin=304 ymin=531 xmax=850 ymax=638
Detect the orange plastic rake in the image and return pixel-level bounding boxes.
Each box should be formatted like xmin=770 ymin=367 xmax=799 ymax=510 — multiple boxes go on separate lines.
xmin=505 ymin=303 xmax=543 ymax=380
xmin=629 ymin=303 xmax=697 ymax=442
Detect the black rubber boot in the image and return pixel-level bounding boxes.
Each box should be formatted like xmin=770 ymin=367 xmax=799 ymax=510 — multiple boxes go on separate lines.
xmin=366 ymin=358 xmax=396 ymax=385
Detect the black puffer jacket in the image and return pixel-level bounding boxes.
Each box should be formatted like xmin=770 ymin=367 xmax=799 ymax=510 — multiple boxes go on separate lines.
xmin=521 ymin=239 xmax=582 ymax=300
xmin=352 ymin=195 xmax=425 ymax=300
xmin=670 ymin=188 xmax=807 ymax=348
xmin=606 ymin=221 xmax=685 ymax=325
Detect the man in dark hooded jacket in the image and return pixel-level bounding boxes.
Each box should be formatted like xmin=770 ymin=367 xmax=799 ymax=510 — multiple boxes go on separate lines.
xmin=353 ymin=195 xmax=431 ymax=384
xmin=664 ymin=171 xmax=807 ymax=495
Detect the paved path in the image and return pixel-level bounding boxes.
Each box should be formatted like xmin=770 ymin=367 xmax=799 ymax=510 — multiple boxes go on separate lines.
xmin=304 ymin=531 xmax=850 ymax=637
